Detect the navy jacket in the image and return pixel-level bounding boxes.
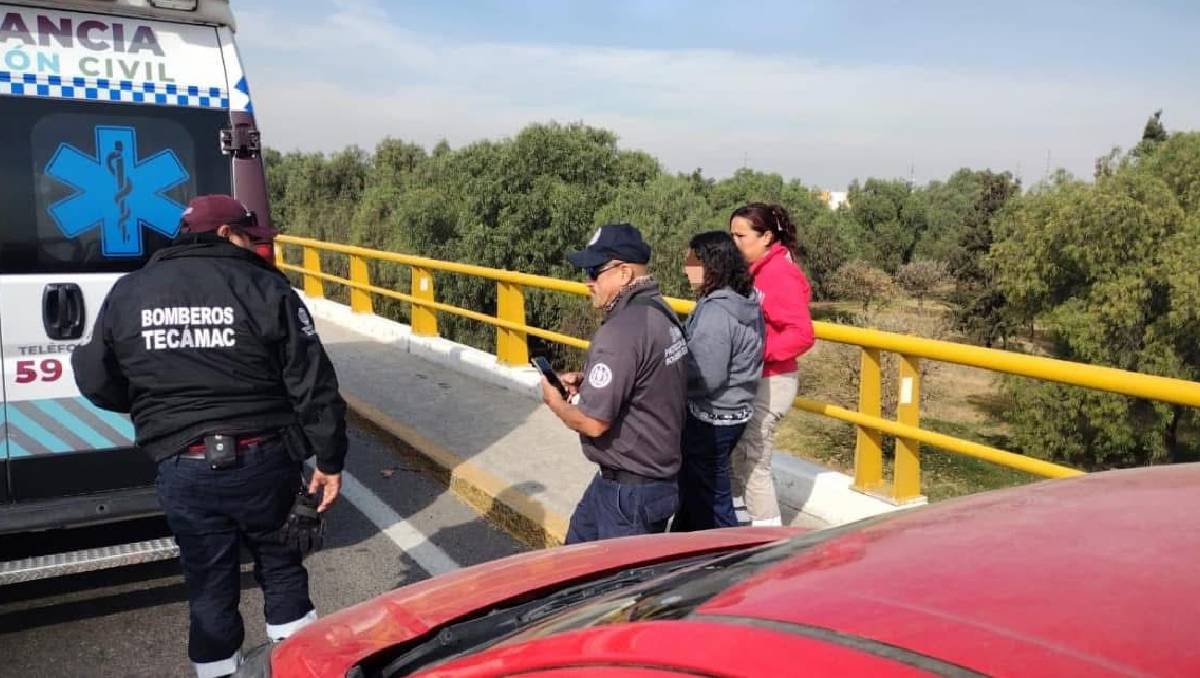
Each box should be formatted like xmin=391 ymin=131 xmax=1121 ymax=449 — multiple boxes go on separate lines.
xmin=73 ymin=234 xmax=348 ymax=473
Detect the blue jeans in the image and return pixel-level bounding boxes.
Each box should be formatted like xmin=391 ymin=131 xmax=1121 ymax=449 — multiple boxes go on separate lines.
xmin=155 ymin=438 xmax=313 ymax=664
xmin=566 ymin=472 xmax=678 ymax=544
xmin=672 ymin=414 xmax=746 ymax=531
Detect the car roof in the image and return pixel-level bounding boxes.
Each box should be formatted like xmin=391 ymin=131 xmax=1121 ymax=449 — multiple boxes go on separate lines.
xmin=696 ymin=463 xmax=1200 ymax=676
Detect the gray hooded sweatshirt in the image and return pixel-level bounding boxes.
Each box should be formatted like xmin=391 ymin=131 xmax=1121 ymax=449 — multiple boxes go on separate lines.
xmin=685 ymin=287 xmax=765 ymax=424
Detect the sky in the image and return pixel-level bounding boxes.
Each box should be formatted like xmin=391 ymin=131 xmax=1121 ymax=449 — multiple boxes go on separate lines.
xmin=233 ymin=0 xmax=1200 ymax=188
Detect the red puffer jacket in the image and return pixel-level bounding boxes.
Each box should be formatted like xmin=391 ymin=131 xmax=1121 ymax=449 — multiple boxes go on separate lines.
xmin=749 ymin=243 xmax=814 ymax=376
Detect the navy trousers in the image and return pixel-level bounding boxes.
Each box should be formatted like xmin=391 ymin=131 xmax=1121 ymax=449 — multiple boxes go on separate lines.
xmin=566 ymin=472 xmax=678 ymax=544
xmin=155 ymin=438 xmax=313 ymax=664
xmin=672 ymin=414 xmax=746 ymax=531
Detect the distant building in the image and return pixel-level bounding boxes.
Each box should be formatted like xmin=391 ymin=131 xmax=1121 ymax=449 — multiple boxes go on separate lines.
xmin=819 ymin=190 xmax=849 ymax=210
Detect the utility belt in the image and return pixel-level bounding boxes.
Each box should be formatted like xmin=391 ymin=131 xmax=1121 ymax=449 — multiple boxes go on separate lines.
xmin=688 ymin=402 xmax=754 ymax=425
xmin=599 ymin=466 xmax=672 ymax=486
xmin=175 ymin=429 xmax=326 ymax=556
xmin=179 ymin=431 xmax=281 ymax=468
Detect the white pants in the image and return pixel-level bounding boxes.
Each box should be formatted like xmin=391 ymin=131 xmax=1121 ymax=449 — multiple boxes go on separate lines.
xmin=731 ymin=372 xmax=799 ymax=522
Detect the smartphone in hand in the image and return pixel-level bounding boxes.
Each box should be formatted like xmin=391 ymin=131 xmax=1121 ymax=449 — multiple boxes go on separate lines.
xmin=531 ymin=356 xmax=570 ymax=400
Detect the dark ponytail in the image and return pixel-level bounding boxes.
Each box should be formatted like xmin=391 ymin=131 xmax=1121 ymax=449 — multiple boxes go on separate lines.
xmin=730 ymin=202 xmax=801 ymax=260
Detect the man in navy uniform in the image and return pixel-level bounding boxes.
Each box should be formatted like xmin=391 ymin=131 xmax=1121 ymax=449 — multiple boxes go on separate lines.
xmin=73 ymin=195 xmax=347 ymax=678
xmin=540 ymin=223 xmax=689 ymax=543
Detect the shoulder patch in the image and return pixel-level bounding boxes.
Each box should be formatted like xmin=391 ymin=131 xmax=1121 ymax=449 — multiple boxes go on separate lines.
xmin=297 ymin=306 xmax=318 ymax=338
xmin=588 ymin=362 xmax=613 ymax=388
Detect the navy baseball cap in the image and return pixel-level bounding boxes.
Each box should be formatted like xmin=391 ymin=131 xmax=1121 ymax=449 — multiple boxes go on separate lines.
xmin=180 ymin=195 xmax=278 ymax=240
xmin=567 ymin=223 xmax=652 ymax=270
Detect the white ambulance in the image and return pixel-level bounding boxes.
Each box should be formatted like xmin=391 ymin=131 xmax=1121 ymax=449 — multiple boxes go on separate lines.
xmin=0 ymin=0 xmax=271 ymax=583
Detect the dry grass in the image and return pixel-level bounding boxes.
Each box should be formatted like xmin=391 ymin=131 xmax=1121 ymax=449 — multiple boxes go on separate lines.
xmin=776 ymin=298 xmax=1037 ymax=501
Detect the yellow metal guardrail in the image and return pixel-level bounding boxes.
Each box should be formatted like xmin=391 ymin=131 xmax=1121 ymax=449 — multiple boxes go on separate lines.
xmin=276 ymin=235 xmax=1200 ymax=504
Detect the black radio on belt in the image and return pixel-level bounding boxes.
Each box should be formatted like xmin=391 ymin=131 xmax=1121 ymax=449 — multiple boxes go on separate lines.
xmin=204 ymin=434 xmax=237 ymax=470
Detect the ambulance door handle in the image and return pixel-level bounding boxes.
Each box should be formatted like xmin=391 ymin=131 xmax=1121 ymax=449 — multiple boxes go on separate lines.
xmin=42 ymin=283 xmax=85 ymax=341
xmin=65 ymin=285 xmax=85 ymax=338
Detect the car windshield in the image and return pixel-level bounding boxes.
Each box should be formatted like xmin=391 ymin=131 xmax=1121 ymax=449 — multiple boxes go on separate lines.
xmin=355 ymin=520 xmax=877 ymax=678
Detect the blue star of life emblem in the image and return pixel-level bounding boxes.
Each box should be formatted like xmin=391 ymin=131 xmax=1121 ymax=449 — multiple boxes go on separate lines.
xmin=44 ymin=126 xmax=189 ymax=257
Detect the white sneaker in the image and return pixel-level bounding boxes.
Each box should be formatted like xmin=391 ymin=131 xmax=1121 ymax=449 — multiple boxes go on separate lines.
xmin=266 ymin=609 xmax=318 ymax=642
xmin=193 ymin=650 xmax=241 ymax=678
xmin=732 ymin=496 xmax=751 ymax=526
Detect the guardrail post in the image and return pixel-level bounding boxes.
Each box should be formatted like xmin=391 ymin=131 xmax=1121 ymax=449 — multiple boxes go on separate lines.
xmin=349 ymin=255 xmax=375 ymax=314
xmin=301 ymin=246 xmax=324 ymax=299
xmin=274 ymin=242 xmax=285 ymax=269
xmin=893 ymin=354 xmax=924 ymax=504
xmin=410 ymin=266 xmax=438 ymax=337
xmin=853 ymin=347 xmax=884 ymax=493
xmin=495 ymin=281 xmax=529 ymax=366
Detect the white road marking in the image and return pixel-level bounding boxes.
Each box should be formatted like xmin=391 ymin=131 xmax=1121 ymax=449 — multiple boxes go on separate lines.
xmin=308 ymin=463 xmax=461 ymax=575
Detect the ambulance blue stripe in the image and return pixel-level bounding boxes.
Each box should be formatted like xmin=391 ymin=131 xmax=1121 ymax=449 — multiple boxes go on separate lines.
xmin=62 ymin=398 xmax=134 ymax=446
xmin=7 ymin=438 xmax=31 ymax=458
xmin=7 ymin=424 xmax=49 ymax=456
xmin=32 ymin=400 xmax=118 ymax=450
xmin=0 ymin=421 xmax=22 ymax=457
xmin=17 ymin=401 xmax=95 ymax=452
xmin=78 ymin=400 xmax=136 ymax=440
xmin=6 ymin=409 xmax=68 ymax=453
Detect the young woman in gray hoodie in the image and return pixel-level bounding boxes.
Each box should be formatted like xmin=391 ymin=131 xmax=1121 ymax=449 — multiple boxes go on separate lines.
xmin=672 ymin=231 xmax=765 ymax=531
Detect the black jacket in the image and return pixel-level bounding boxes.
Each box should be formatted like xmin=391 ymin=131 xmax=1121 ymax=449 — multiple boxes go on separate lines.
xmin=73 ymin=235 xmax=348 ymax=473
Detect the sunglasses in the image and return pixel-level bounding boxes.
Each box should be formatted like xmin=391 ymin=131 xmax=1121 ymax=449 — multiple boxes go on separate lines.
xmin=585 ymin=262 xmax=622 ymax=281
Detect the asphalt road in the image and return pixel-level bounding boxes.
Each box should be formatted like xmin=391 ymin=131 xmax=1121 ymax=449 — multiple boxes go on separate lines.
xmin=0 ymin=424 xmax=527 ymax=678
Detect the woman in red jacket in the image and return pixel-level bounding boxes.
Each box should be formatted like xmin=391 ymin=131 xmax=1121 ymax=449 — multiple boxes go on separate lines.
xmin=728 ymin=203 xmax=815 ymax=525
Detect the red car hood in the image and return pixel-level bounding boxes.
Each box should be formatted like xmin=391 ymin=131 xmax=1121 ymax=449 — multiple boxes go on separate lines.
xmin=697 ymin=464 xmax=1200 ymax=677
xmin=274 ymin=527 xmax=798 ymax=676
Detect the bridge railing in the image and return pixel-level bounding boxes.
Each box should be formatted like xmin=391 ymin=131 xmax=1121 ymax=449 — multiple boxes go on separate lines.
xmin=275 ymin=235 xmax=1200 ymax=504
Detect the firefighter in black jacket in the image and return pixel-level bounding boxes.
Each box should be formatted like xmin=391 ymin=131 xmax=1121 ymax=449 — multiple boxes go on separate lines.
xmin=73 ymin=194 xmax=347 ymax=678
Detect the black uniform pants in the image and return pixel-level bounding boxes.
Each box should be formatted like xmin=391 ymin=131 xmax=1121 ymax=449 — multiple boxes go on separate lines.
xmin=565 ymin=472 xmax=678 ymax=544
xmin=156 ymin=438 xmax=314 ymax=664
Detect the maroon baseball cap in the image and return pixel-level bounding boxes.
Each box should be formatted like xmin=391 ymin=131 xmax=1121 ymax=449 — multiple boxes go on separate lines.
xmin=179 ymin=194 xmax=278 ymax=240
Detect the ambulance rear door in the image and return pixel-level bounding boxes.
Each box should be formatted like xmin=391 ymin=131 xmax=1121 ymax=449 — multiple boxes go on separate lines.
xmin=0 ymin=3 xmax=235 ymax=503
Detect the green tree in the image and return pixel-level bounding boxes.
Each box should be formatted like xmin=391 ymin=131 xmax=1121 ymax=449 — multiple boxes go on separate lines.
xmin=428 ymin=123 xmax=659 ymax=349
xmin=798 ymin=209 xmax=859 ymax=301
xmin=912 ymin=169 xmax=987 ymax=262
xmin=264 ymin=122 xmax=668 ymax=353
xmin=595 ymin=174 xmax=713 ymax=300
xmin=1124 ymin=110 xmax=1170 ymax=167
xmin=990 ymin=132 xmax=1200 ymax=468
xmin=1144 ymin=109 xmax=1168 ymax=142
xmin=707 ymin=169 xmax=825 ymax=234
xmin=847 ymin=178 xmax=926 ymax=273
xmin=947 ymin=171 xmax=1021 ymax=346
